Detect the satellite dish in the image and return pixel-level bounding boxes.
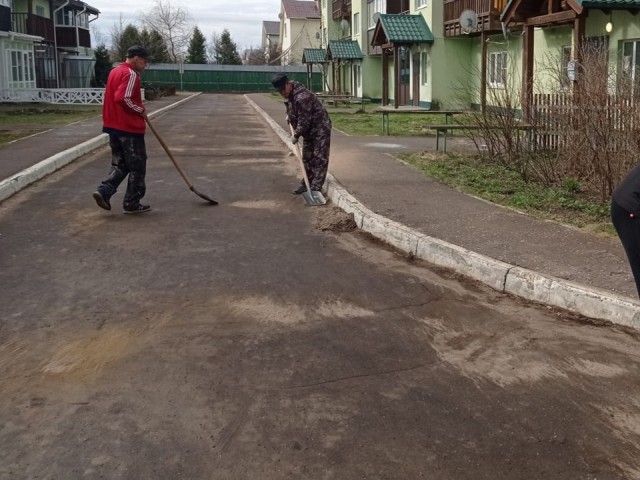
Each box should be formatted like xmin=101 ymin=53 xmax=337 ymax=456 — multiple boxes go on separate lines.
xmin=340 ymin=18 xmax=349 ymax=31
xmin=372 ymin=12 xmax=381 ymax=25
xmin=459 ymin=9 xmax=477 ymax=34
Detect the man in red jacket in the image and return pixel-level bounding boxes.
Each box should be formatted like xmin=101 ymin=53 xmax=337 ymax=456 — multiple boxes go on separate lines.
xmin=93 ymin=45 xmax=152 ymax=214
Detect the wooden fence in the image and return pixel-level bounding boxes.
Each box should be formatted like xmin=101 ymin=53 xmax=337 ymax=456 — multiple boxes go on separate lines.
xmin=531 ymin=93 xmax=639 ymax=152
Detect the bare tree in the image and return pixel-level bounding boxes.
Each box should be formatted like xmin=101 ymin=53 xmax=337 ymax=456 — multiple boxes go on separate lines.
xmin=246 ymin=47 xmax=267 ymax=65
xmin=141 ymin=0 xmax=192 ymax=63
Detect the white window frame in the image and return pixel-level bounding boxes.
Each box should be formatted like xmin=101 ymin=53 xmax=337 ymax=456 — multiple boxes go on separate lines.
xmin=421 ymin=51 xmax=429 ymax=85
xmin=415 ymin=0 xmax=427 ymax=8
xmin=354 ymin=64 xmax=361 ymax=89
xmin=8 ymin=48 xmax=35 ymax=89
xmin=488 ymin=51 xmax=507 ymax=88
xmin=353 ymin=12 xmax=360 ymax=36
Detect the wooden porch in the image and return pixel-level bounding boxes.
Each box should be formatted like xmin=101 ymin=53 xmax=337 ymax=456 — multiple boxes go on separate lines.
xmin=443 ymin=0 xmax=509 ymax=36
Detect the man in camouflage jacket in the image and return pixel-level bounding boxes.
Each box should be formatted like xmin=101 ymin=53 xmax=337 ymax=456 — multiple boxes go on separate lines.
xmin=271 ymin=74 xmax=332 ymax=194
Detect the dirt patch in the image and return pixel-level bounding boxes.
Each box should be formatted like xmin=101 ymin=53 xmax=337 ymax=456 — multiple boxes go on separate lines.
xmin=314 ymin=206 xmax=357 ymax=232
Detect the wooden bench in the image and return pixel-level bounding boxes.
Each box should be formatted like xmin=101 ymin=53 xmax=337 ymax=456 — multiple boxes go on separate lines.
xmin=374 ymin=108 xmax=463 ymax=135
xmin=317 ymin=94 xmax=371 ymax=110
xmin=317 ymin=93 xmax=352 ymax=107
xmin=429 ymin=124 xmax=536 ymax=152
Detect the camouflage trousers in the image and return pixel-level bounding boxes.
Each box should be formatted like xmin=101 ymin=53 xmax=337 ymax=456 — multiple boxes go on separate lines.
xmin=301 ymin=127 xmax=331 ymax=190
xmin=98 ymin=134 xmax=148 ymax=209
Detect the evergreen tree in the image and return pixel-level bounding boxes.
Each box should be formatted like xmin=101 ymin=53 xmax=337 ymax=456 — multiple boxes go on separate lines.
xmin=140 ymin=28 xmax=172 ymax=63
xmin=217 ymin=29 xmax=242 ymax=65
xmin=186 ymin=26 xmax=207 ymax=64
xmin=115 ymin=24 xmax=142 ymax=60
xmin=92 ymin=44 xmax=112 ymax=87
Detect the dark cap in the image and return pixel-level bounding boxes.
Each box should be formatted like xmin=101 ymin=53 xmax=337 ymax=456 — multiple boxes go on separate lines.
xmin=271 ymin=73 xmax=289 ymax=91
xmin=126 ymin=45 xmax=150 ymax=59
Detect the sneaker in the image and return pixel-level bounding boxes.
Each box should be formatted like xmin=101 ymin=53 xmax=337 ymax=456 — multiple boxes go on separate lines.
xmin=93 ymin=191 xmax=111 ymax=211
xmin=123 ymin=204 xmax=151 ymax=214
xmin=292 ymin=184 xmax=307 ymax=195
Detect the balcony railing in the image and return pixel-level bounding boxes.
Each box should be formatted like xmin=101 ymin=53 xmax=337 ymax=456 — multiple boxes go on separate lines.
xmin=443 ymin=0 xmax=508 ymax=36
xmin=11 ymin=13 xmax=55 ymax=41
xmin=332 ymin=0 xmax=351 ymax=20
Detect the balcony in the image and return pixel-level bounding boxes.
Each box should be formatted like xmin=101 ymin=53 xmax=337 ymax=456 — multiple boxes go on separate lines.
xmin=443 ymin=0 xmax=508 ymax=37
xmin=332 ymin=0 xmax=351 ymax=20
xmin=55 ymin=25 xmax=91 ymax=49
xmin=11 ymin=13 xmax=55 ymax=41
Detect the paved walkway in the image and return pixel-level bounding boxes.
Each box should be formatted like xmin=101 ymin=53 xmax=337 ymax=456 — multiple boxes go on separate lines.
xmin=1 ymin=92 xmax=638 ymax=326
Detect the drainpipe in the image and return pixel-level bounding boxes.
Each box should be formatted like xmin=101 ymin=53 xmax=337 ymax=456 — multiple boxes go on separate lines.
xmin=52 ymin=0 xmax=70 ymax=88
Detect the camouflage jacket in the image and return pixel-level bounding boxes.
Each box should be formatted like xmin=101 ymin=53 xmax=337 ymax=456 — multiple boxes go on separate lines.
xmin=285 ymin=81 xmax=331 ymax=139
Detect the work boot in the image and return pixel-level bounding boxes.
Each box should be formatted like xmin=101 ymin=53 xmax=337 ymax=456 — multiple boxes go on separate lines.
xmin=92 ymin=191 xmax=111 ymax=211
xmin=123 ymin=204 xmax=151 ymax=214
xmin=292 ymin=184 xmax=307 ymax=195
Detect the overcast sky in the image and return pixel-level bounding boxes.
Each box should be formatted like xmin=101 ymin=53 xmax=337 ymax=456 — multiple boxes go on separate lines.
xmin=91 ymin=0 xmax=282 ymax=51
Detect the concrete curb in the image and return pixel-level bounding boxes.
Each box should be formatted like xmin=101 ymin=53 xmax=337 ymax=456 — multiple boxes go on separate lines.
xmin=246 ymin=94 xmax=640 ymax=327
xmin=0 ymin=92 xmax=202 ymax=204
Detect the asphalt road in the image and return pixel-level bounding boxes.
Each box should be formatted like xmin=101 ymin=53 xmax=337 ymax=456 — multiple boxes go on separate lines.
xmin=2 ymin=94 xmax=640 ymax=479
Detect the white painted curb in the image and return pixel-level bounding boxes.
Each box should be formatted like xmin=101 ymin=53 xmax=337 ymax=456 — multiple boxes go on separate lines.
xmin=0 ymin=92 xmax=202 ymax=204
xmin=246 ymin=94 xmax=640 ymax=325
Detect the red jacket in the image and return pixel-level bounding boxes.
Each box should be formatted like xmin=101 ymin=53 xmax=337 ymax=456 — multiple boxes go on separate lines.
xmin=102 ymin=62 xmax=145 ymax=135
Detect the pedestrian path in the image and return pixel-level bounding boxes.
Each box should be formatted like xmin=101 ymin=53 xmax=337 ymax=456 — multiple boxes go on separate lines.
xmin=0 ymin=93 xmax=198 ymax=203
xmin=0 ymin=91 xmax=638 ymax=326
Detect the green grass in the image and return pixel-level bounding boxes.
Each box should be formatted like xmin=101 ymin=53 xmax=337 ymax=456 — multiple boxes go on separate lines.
xmin=0 ymin=104 xmax=102 ymax=146
xmin=0 ymin=104 xmax=102 ymax=125
xmin=328 ymin=106 xmax=614 ymax=235
xmin=328 ymin=111 xmax=472 ymax=136
xmin=398 ymin=151 xmax=614 ymax=236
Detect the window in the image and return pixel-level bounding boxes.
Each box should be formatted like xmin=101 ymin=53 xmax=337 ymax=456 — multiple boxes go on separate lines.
xmin=354 ymin=64 xmax=361 ymax=89
xmin=368 ymin=0 xmax=386 ymax=29
xmin=353 ymin=12 xmax=360 ymax=35
xmin=284 ymin=23 xmax=287 ymax=38
xmin=421 ymin=52 xmax=429 ymax=85
xmin=9 ymin=49 xmax=35 ymax=88
xmin=76 ymin=12 xmax=88 ymax=28
xmin=56 ymin=9 xmax=75 ymax=26
xmin=622 ymin=40 xmax=640 ymax=86
xmin=488 ymin=51 xmax=507 ymax=88
xmin=415 ymin=0 xmax=427 ymax=8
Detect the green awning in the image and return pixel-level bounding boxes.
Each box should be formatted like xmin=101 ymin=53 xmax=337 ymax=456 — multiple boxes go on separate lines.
xmin=326 ymin=40 xmax=363 ymax=61
xmin=302 ymin=48 xmax=327 ymax=64
xmin=372 ymin=14 xmax=434 ymax=46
